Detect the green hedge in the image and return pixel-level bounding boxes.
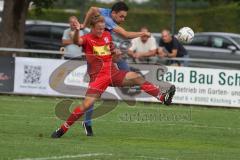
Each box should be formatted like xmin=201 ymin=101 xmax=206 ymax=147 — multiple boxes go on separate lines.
xmin=28 ymin=4 xmax=240 ymax=34
xmin=176 ymin=4 xmax=240 ymax=33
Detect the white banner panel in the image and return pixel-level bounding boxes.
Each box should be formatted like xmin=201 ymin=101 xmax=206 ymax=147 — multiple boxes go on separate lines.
xmin=14 ymin=57 xmax=240 ymax=108
xmin=159 ymin=66 xmax=240 ymax=107
xmin=14 ymin=57 xmax=64 ymax=96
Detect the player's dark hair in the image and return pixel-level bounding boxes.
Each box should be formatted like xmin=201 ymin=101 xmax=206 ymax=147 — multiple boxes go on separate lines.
xmin=111 ymin=1 xmax=129 ymax=13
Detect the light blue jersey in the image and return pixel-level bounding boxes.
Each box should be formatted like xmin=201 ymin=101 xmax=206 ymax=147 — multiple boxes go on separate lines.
xmin=99 ymin=8 xmax=117 ymax=32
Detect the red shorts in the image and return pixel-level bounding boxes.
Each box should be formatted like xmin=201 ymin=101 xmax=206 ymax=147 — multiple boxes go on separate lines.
xmin=86 ymin=68 xmax=128 ymax=96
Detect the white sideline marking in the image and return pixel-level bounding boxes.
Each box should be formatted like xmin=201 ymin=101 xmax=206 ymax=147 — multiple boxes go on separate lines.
xmin=15 ymin=153 xmax=112 ymax=160
xmin=137 ymin=156 xmax=170 ymax=160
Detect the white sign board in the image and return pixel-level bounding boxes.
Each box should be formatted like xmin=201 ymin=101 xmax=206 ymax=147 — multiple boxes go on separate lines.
xmin=14 ymin=57 xmax=240 ymax=108
xmin=14 ymin=57 xmax=64 ymax=96
xmin=159 ymin=67 xmax=240 ymax=107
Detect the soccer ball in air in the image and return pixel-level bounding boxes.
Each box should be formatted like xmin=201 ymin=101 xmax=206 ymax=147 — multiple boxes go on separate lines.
xmin=177 ymin=27 xmax=194 ymax=43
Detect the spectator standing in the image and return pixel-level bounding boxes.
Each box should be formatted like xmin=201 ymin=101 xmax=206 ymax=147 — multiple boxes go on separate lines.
xmin=62 ymin=16 xmax=84 ymax=60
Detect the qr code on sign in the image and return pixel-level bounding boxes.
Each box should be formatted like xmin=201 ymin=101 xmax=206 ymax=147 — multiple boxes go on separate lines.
xmin=23 ymin=65 xmax=42 ymax=84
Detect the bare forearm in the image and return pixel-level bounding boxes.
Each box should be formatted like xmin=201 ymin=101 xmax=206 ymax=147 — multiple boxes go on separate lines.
xmin=82 ymin=11 xmax=92 ymax=27
xmin=140 ymin=50 xmax=157 ymax=57
xmin=167 ymin=52 xmax=177 ymax=58
xmin=83 ymin=7 xmax=99 ymax=27
xmin=123 ymin=31 xmax=146 ymax=39
xmin=128 ymin=50 xmax=135 ymax=57
xmin=73 ymin=30 xmax=80 ymax=45
xmin=113 ymin=26 xmax=150 ymax=39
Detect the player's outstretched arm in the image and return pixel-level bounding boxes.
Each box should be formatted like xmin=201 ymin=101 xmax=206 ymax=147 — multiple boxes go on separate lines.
xmin=73 ymin=30 xmax=84 ymax=46
xmin=113 ymin=26 xmax=151 ymax=39
xmin=72 ymin=21 xmax=84 ymax=46
xmin=82 ymin=7 xmax=100 ymax=28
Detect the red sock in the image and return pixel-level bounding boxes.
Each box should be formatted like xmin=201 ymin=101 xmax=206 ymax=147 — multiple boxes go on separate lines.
xmin=61 ymin=106 xmax=84 ymax=133
xmin=140 ymin=81 xmax=164 ymax=101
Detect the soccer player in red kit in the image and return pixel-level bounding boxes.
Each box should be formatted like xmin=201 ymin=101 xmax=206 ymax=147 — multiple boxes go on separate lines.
xmin=51 ymin=16 xmax=175 ymax=138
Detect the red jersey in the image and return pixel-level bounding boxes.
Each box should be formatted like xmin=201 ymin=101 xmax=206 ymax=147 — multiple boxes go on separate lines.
xmin=81 ymin=31 xmax=116 ymax=80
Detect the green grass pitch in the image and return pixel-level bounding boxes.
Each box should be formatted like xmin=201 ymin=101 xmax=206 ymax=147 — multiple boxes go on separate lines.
xmin=0 ymin=95 xmax=240 ymax=160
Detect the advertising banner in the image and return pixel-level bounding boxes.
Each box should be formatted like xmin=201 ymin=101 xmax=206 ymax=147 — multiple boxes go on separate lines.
xmin=14 ymin=57 xmax=240 ymax=107
xmin=14 ymin=57 xmax=64 ymax=96
xmin=155 ymin=66 xmax=240 ymax=107
xmin=0 ymin=57 xmax=14 ymax=92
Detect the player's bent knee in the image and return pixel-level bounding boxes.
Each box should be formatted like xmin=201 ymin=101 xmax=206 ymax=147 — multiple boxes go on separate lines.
xmin=82 ymin=96 xmax=97 ymax=110
xmin=125 ymin=71 xmax=145 ymax=85
xmin=126 ymin=71 xmax=141 ymax=80
xmin=82 ymin=102 xmax=93 ymax=111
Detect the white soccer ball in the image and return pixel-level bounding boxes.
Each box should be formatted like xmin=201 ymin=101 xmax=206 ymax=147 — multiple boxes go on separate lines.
xmin=177 ymin=27 xmax=194 ymax=43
